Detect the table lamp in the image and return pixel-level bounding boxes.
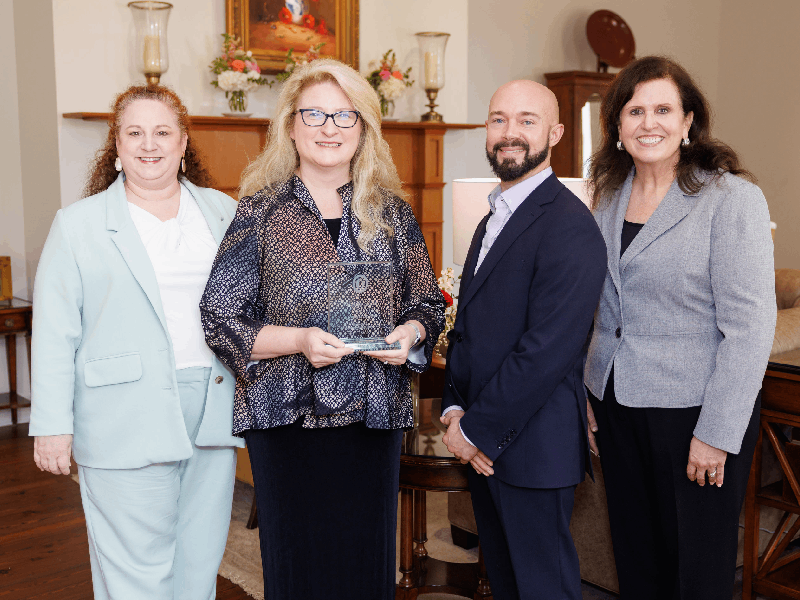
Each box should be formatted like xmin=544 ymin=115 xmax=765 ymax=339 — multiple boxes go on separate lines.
xmin=452 ymin=177 xmax=592 ymax=266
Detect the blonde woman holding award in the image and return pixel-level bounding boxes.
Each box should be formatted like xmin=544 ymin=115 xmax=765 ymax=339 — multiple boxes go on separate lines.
xmin=200 ymin=59 xmax=445 ymax=600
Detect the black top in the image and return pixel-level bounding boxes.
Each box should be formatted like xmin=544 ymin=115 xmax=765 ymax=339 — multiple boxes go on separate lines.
xmin=621 ymin=220 xmax=645 ymax=257
xmin=323 ymin=217 xmax=341 ymax=246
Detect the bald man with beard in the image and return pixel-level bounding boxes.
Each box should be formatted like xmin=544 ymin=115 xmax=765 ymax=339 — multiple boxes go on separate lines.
xmin=440 ymin=80 xmax=607 ymax=599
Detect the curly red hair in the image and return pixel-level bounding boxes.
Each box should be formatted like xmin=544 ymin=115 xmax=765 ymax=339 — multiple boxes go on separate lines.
xmin=83 ymin=85 xmax=213 ymax=198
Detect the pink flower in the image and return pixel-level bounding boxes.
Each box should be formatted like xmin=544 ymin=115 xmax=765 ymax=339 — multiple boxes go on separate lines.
xmin=245 ymin=60 xmax=261 ymax=73
xmin=379 ymin=69 xmax=391 ymax=80
xmin=392 ymin=70 xmax=403 ymax=80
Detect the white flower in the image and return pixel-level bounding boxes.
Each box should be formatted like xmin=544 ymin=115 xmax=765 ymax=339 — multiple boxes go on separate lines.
xmin=378 ymin=77 xmax=406 ymax=101
xmin=217 ymin=70 xmax=259 ymax=92
xmin=246 ymin=69 xmax=261 ymax=80
xmin=246 ymin=50 xmax=253 ymax=57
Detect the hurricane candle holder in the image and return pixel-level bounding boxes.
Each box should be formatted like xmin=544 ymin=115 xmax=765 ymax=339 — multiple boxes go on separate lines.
xmin=415 ymin=32 xmax=450 ymax=122
xmin=129 ymin=1 xmax=173 ymax=85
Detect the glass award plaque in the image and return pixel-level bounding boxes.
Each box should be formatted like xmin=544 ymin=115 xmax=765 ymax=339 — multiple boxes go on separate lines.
xmin=327 ymin=261 xmax=401 ymax=352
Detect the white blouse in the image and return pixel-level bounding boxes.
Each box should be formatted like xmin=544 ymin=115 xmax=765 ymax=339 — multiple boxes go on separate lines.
xmin=129 ymin=184 xmax=218 ymax=369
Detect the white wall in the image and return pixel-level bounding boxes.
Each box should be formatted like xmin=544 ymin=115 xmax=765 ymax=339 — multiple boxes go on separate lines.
xmin=0 ymin=0 xmax=31 ymax=412
xmin=1 ymin=0 xmax=28 ymax=301
xmin=715 ymin=0 xmax=800 ymax=269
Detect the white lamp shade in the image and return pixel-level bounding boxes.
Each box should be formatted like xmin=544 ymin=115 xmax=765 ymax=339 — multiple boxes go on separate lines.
xmin=452 ymin=178 xmax=498 ymax=266
xmin=558 ymin=178 xmax=592 ymax=208
xmin=451 ymin=177 xmax=593 ymax=266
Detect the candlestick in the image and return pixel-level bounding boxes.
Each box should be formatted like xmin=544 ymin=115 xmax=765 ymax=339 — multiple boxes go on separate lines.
xmin=415 ymin=32 xmax=450 ymax=122
xmin=129 ymin=2 xmax=172 ymax=85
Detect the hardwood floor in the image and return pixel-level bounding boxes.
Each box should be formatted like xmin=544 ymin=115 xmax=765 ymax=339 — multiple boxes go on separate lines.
xmin=0 ymin=423 xmax=250 ymax=599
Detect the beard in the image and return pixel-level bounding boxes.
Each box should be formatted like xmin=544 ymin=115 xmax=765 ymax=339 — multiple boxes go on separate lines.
xmin=485 ymin=140 xmax=550 ymax=182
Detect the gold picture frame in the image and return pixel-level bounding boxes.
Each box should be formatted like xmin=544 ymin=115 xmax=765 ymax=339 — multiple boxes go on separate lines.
xmin=0 ymin=257 xmax=12 ymax=302
xmin=226 ymin=0 xmax=359 ymax=74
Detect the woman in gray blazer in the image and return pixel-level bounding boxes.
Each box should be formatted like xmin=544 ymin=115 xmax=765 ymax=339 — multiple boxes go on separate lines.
xmin=584 ymin=56 xmax=776 ymax=600
xmin=31 ymin=85 xmax=243 ymax=600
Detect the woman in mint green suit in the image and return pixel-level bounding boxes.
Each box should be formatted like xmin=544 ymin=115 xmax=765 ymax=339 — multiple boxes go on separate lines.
xmin=30 ymin=85 xmax=243 ymax=600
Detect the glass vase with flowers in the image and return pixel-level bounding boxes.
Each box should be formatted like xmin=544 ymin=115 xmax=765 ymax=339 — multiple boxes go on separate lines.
xmin=366 ymin=50 xmax=414 ymax=118
xmin=210 ymin=33 xmax=272 ymax=115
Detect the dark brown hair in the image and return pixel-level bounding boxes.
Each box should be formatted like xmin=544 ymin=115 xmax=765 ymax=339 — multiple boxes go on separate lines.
xmin=83 ymin=85 xmax=213 ymax=198
xmin=589 ymin=56 xmax=754 ymax=209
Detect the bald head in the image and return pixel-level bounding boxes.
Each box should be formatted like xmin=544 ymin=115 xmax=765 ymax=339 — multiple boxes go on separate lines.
xmin=488 ymin=80 xmax=560 ymax=127
xmin=485 ymin=80 xmax=564 ymax=188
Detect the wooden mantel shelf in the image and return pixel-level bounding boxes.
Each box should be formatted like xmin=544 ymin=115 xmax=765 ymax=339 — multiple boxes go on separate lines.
xmin=62 ymin=112 xmax=483 ymax=273
xmin=63 ymin=112 xmax=482 ymax=131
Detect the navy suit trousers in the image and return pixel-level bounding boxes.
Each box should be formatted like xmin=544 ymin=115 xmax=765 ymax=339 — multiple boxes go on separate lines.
xmin=467 ymin=470 xmax=581 ymax=600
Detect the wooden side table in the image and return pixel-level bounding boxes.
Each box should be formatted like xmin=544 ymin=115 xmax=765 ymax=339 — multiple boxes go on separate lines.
xmin=743 ymin=351 xmax=800 ymax=600
xmin=396 ymin=397 xmax=492 ymax=600
xmin=0 ymin=298 xmax=33 ymax=424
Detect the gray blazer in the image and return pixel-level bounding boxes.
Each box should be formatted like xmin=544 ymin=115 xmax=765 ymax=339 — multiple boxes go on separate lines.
xmin=584 ymin=169 xmax=776 ymax=454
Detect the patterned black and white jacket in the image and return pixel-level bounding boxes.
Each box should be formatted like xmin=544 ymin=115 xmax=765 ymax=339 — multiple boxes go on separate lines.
xmin=200 ymin=176 xmax=445 ymax=435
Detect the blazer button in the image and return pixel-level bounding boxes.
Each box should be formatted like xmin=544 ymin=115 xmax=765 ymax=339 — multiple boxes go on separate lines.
xmin=457 ymin=333 xmax=464 ymax=342
xmin=215 ymin=376 xmax=224 ymax=384
xmin=615 ymin=328 xmax=621 ymax=338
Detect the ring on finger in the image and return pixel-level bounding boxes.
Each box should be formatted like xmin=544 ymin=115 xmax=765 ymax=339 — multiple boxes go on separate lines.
xmin=708 ymin=468 xmax=717 ymax=478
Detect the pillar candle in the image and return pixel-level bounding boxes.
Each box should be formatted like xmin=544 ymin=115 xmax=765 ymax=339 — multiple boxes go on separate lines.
xmin=424 ymin=52 xmax=438 ymax=89
xmin=143 ymin=35 xmax=161 ymax=73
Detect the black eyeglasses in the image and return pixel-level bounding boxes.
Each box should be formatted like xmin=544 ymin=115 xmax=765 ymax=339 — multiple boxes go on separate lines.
xmin=296 ymin=109 xmax=360 ymax=128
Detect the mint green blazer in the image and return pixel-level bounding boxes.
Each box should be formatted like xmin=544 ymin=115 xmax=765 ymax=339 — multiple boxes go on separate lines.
xmin=29 ymin=174 xmax=245 ymax=469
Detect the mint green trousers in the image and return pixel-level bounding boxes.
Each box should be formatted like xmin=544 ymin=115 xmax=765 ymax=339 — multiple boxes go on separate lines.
xmin=77 ymin=367 xmax=237 ymax=600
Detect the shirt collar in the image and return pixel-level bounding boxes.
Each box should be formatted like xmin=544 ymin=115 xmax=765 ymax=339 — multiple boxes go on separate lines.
xmin=487 ymin=166 xmax=553 ymax=214
xmin=291 ymin=175 xmax=354 ymax=218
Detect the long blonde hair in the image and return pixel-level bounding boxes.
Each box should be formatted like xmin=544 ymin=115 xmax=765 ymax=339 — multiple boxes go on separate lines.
xmin=239 ymin=58 xmax=406 ymax=248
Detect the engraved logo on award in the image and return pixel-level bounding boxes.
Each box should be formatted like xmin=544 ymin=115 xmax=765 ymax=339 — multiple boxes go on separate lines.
xmin=352 ymin=274 xmax=368 ymax=294
xmin=327 ymin=261 xmax=401 ymax=352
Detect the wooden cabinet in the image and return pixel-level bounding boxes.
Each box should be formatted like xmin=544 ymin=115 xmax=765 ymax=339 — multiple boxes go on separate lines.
xmin=544 ymin=71 xmax=615 ymax=178
xmin=63 ymin=113 xmax=481 ymax=274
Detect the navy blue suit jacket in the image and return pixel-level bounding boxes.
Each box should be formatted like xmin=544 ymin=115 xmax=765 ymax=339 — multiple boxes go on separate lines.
xmin=442 ymin=173 xmax=607 ymax=489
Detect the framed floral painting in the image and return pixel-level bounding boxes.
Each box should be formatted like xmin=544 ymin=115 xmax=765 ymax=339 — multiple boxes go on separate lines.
xmin=226 ymin=0 xmax=359 ymax=74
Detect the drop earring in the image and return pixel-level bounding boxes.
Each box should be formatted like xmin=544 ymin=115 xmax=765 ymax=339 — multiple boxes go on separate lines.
xmin=181 ymin=157 xmax=186 ymax=173
xmin=114 ymin=157 xmax=122 ymax=172
xmin=616 ymin=140 xmax=624 ymax=151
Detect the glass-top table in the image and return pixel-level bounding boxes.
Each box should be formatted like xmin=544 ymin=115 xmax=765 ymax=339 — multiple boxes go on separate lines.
xmin=402 ymin=397 xmax=455 ymax=458
xmin=397 ymin=397 xmax=491 ymax=599
xmin=0 ymin=297 xmax=32 ymax=309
